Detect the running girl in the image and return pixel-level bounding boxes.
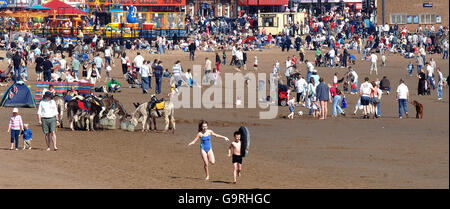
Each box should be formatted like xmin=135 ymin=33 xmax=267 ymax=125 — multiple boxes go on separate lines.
xmin=188 ymin=120 xmax=229 ymax=180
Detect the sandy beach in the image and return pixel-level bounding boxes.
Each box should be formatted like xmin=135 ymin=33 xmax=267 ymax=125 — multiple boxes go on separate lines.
xmin=0 ymin=48 xmax=448 ymax=189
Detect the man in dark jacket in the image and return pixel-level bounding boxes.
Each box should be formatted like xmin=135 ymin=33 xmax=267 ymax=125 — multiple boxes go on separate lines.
xmin=12 ymin=52 xmax=22 ymax=82
xmin=42 ymin=55 xmax=53 ymax=82
xmin=379 ymin=76 xmax=391 ymax=94
xmin=189 ymin=41 xmax=196 ymax=61
xmin=315 ymin=77 xmax=330 ymax=120
xmin=153 ymin=61 xmax=163 ymax=94
xmin=295 ymin=35 xmax=302 ymax=51
xmin=35 ymin=53 xmax=45 ymax=81
xmin=285 ymin=36 xmax=292 ymax=52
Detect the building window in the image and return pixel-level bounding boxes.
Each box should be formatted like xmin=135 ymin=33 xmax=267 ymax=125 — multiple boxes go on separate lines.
xmin=189 ymin=3 xmax=194 ymax=17
xmin=262 ymin=16 xmax=277 ymax=27
xmin=390 ymin=14 xmax=407 ymax=24
xmin=217 ymin=3 xmax=222 ymax=17
xmin=419 ymin=14 xmax=436 ymax=24
xmin=225 ymin=3 xmax=230 ymax=18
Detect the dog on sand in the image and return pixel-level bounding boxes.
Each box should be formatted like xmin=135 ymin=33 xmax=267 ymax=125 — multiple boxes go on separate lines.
xmin=411 ymin=100 xmax=423 ymax=119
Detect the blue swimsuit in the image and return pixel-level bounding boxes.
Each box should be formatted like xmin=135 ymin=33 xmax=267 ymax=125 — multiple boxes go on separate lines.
xmin=200 ymin=135 xmax=212 ymax=153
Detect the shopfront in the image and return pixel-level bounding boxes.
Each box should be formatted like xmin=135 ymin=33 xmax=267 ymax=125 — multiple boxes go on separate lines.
xmin=239 ymin=0 xmax=289 ymax=14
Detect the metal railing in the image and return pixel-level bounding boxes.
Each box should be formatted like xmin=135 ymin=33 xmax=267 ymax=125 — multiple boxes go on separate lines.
xmin=22 ymin=27 xmax=186 ymax=40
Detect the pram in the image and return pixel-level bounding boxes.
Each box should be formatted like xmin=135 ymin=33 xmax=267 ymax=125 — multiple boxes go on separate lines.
xmin=126 ymin=71 xmax=141 ymax=88
xmin=0 ymin=69 xmax=12 ymax=83
xmin=278 ymin=84 xmax=289 ymax=106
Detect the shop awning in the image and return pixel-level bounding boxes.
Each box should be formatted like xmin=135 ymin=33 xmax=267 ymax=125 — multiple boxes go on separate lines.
xmin=239 ymin=0 xmax=289 ymax=5
xmin=293 ymin=0 xmax=362 ymax=3
xmin=25 ymin=5 xmax=51 ymax=10
xmin=42 ymin=0 xmax=88 ymax=16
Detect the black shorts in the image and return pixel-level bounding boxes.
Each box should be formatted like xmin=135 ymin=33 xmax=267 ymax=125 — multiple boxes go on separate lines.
xmin=361 ymin=96 xmax=370 ymax=106
xmin=232 ymin=154 xmax=243 ymax=164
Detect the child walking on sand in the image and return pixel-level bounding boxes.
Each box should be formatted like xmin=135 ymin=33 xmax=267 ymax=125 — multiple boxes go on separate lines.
xmin=22 ymin=124 xmax=32 ymax=150
xmin=105 ymin=63 xmax=112 ymax=82
xmin=7 ymin=108 xmax=24 ymax=151
xmin=228 ymin=131 xmax=243 ymax=184
xmin=287 ymin=96 xmax=295 ymax=119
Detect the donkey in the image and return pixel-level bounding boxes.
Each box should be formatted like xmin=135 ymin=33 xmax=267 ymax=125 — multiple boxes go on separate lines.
xmin=130 ymin=101 xmax=175 ymax=133
xmin=67 ymin=96 xmax=103 ymax=131
xmin=100 ymin=94 xmax=130 ymax=123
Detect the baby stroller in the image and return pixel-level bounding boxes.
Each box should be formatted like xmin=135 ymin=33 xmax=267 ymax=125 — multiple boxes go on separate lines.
xmin=315 ymin=54 xmax=325 ymax=67
xmin=0 ymin=70 xmax=12 ymax=83
xmin=278 ymin=84 xmax=289 ymax=106
xmin=126 ymin=71 xmax=141 ymax=88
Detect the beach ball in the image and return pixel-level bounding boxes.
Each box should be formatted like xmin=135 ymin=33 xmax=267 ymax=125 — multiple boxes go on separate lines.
xmin=298 ymin=111 xmax=303 ymax=116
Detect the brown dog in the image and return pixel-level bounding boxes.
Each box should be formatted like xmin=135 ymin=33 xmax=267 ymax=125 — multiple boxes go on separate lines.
xmin=411 ymin=100 xmax=423 ymax=119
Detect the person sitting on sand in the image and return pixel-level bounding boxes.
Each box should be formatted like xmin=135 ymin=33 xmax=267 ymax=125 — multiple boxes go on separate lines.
xmin=188 ymin=120 xmax=229 ymax=181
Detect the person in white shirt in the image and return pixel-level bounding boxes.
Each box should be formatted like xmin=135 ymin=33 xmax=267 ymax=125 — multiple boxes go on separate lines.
xmin=140 ymin=60 xmax=150 ymax=94
xmin=234 ymin=49 xmax=243 ymax=71
xmin=87 ymin=63 xmax=101 ymax=85
xmin=133 ymin=52 xmax=145 ymax=72
xmin=359 ymin=77 xmax=374 ymax=119
xmin=37 ymin=91 xmax=60 ymax=151
xmin=306 ymin=60 xmax=314 ymax=82
xmin=329 ymin=48 xmax=335 ymax=68
xmin=295 ymin=74 xmax=307 ymax=104
xmin=59 ymin=55 xmax=66 ymax=73
xmin=349 ymin=67 xmax=359 ymax=94
xmin=104 ymin=46 xmax=112 ymax=67
xmin=285 ymin=57 xmax=292 ymax=87
xmin=396 ymin=79 xmax=409 ymax=118
xmin=171 ymin=60 xmax=183 ymax=89
xmin=436 ymin=68 xmax=443 ymax=100
xmin=370 ymin=53 xmax=378 ymax=75
xmin=426 ymin=62 xmax=436 ymax=89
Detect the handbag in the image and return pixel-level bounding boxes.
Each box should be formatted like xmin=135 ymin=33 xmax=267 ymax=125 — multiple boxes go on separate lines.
xmin=341 ymin=97 xmax=347 ymax=109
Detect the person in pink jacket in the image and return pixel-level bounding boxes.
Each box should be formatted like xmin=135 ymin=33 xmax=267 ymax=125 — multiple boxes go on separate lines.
xmin=7 ymin=108 xmax=24 ymax=150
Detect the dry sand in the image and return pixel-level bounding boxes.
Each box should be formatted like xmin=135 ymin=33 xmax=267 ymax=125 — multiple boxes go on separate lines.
xmin=0 ymin=47 xmax=448 ymax=188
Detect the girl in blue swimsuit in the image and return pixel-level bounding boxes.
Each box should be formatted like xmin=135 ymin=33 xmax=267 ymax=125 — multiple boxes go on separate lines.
xmin=188 ymin=120 xmax=229 ymax=180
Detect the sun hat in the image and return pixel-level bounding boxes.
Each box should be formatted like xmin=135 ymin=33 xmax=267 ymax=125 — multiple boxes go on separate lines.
xmin=44 ymin=91 xmax=53 ymax=98
xmin=13 ymin=108 xmax=19 ymax=113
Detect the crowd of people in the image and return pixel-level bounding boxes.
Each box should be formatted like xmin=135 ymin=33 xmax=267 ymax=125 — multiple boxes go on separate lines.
xmin=0 ymin=4 xmax=449 ymax=159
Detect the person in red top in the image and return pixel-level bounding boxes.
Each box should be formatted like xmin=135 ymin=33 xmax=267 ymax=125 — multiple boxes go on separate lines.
xmin=291 ymin=56 xmax=298 ymax=70
xmin=330 ymin=84 xmax=345 ymax=117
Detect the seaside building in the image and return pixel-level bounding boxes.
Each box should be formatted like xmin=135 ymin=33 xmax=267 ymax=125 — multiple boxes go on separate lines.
xmin=377 ymin=0 xmax=449 ymax=30
xmin=185 ymin=0 xmax=236 ymax=18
